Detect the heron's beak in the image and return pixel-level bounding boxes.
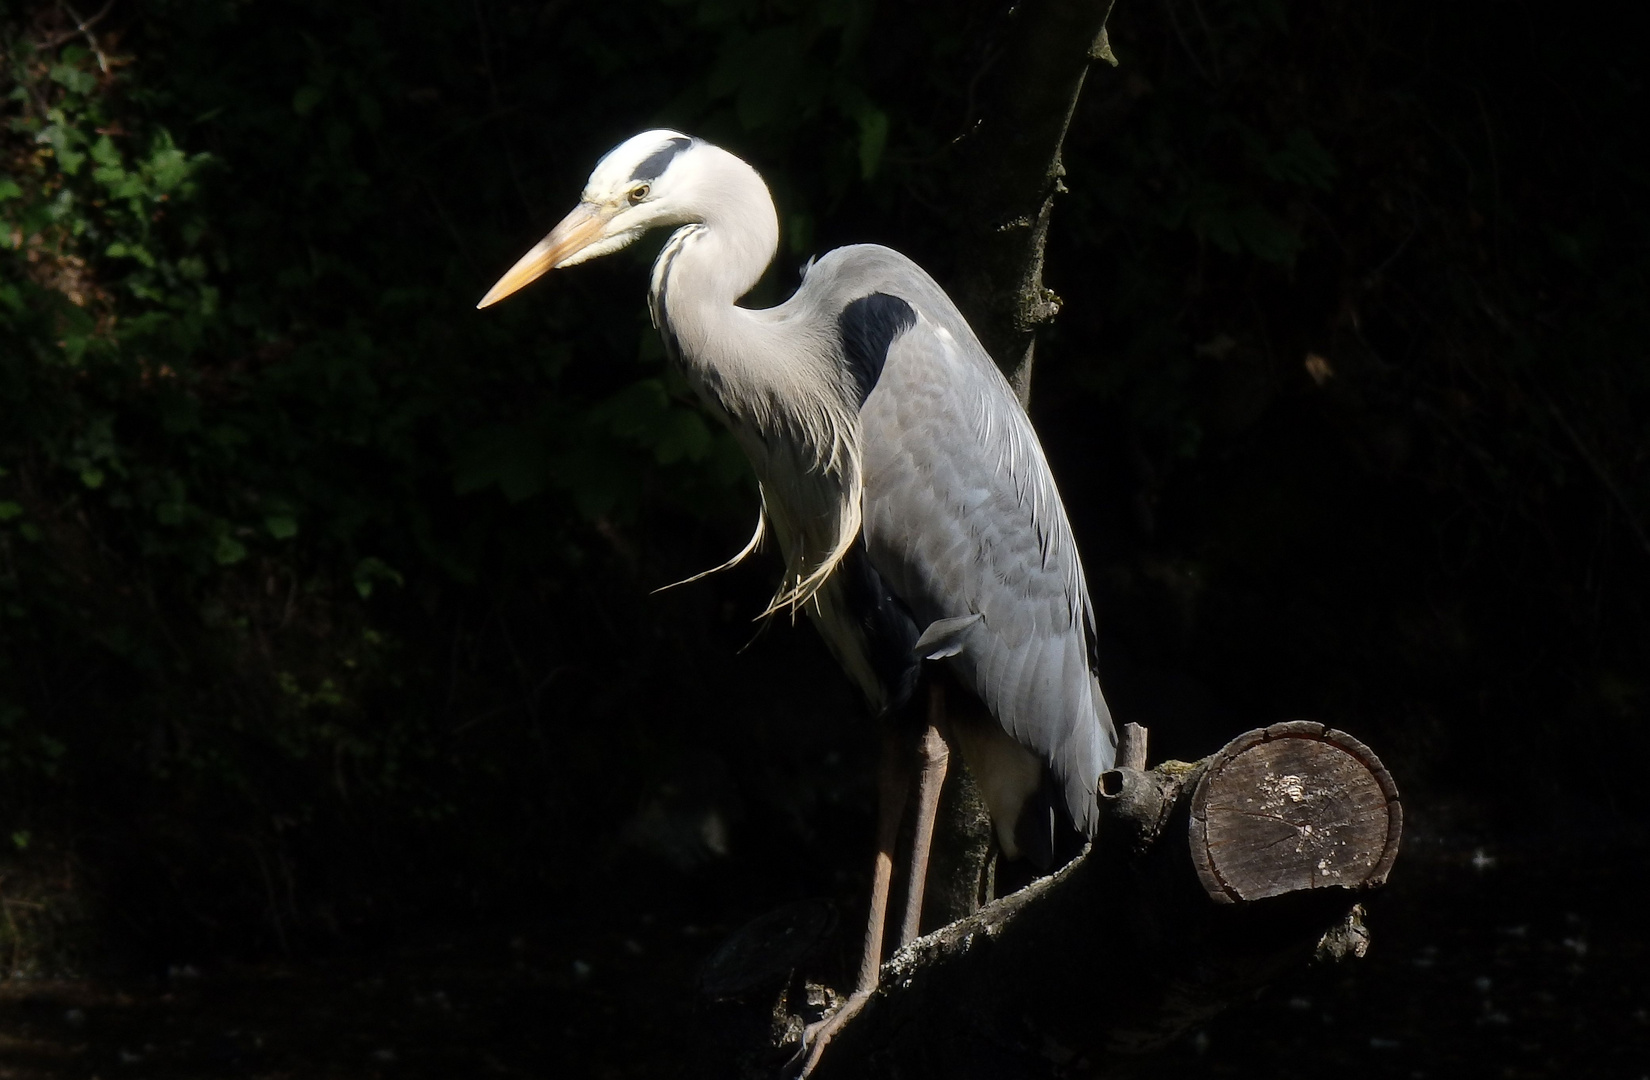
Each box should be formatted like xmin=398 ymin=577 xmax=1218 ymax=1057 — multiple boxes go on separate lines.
xmin=476 ymin=202 xmax=612 ymax=309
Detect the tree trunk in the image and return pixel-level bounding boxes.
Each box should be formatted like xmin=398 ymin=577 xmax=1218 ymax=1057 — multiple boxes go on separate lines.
xmin=917 ymin=0 xmax=1123 ymax=934
xmin=946 ymin=0 xmax=1120 ymax=404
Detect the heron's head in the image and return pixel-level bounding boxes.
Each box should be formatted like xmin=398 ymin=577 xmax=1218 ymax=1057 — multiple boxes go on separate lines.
xmin=477 ymin=129 xmax=711 ymax=308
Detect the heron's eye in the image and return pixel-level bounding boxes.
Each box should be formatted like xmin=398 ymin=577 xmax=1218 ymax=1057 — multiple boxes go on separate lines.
xmin=628 ymin=183 xmax=650 ymax=204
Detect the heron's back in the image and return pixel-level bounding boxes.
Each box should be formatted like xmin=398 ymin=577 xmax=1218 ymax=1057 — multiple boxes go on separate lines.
xmin=789 ymin=246 xmax=1117 ymax=845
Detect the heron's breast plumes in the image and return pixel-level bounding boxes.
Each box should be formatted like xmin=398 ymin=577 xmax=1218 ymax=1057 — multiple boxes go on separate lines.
xmin=651 ymin=226 xmax=867 ymax=635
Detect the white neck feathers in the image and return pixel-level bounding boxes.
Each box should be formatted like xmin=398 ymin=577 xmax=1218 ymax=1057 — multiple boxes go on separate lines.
xmin=647 ymin=146 xmax=863 ymax=618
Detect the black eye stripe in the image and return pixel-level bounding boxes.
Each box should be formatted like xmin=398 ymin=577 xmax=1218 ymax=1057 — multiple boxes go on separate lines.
xmin=628 ymin=137 xmax=691 ymax=183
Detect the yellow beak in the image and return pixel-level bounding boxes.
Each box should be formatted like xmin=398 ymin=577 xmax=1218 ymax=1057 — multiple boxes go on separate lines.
xmin=476 ymin=203 xmax=611 ymax=309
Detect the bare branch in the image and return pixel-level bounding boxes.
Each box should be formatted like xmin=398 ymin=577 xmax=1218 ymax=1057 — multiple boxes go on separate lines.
xmin=714 ymin=723 xmax=1403 ymax=1079
xmin=49 ymin=0 xmax=116 ymax=71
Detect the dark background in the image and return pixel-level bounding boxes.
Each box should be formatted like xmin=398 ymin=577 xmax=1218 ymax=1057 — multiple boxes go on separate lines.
xmin=2 ymin=0 xmax=1646 ymax=1076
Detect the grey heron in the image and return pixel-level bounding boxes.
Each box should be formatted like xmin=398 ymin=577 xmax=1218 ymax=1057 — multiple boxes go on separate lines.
xmin=478 ymin=130 xmax=1117 ymax=1073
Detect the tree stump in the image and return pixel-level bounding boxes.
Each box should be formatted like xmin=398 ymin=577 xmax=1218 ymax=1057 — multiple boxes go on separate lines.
xmin=1188 ymin=721 xmax=1401 ymax=904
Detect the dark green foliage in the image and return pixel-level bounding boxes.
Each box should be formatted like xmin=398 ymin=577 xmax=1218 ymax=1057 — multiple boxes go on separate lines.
xmin=0 ymin=0 xmax=1645 ymax=970
xmin=0 ymin=0 xmax=934 ymax=961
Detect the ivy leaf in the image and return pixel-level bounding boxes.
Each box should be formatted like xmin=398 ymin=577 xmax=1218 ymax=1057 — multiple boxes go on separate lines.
xmin=147 ymin=143 xmax=190 ymax=192
xmin=48 ymin=63 xmax=97 ymax=95
xmin=38 ymin=123 xmax=86 ymax=175
xmin=90 ymin=135 xmax=122 ymax=167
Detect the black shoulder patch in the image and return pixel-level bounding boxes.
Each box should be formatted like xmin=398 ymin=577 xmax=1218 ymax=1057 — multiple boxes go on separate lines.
xmin=629 ymin=136 xmax=692 ymax=182
xmin=838 ymin=293 xmax=916 ymax=407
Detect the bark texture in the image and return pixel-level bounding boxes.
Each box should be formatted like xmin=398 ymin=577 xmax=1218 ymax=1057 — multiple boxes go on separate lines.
xmin=947 ymin=0 xmax=1119 ymax=402
xmin=918 ymin=0 xmax=1124 ymax=935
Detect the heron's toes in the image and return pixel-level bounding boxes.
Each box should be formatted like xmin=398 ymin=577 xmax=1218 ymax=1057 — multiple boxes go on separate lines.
xmin=787 ymin=990 xmax=870 ymax=1079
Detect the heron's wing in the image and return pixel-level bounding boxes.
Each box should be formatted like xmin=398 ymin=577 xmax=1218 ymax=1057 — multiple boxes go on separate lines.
xmin=856 ymin=304 xmax=1116 ymax=837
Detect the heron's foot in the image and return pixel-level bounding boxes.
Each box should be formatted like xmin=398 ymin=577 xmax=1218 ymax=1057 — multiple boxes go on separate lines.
xmin=788 ymin=989 xmax=871 ymax=1079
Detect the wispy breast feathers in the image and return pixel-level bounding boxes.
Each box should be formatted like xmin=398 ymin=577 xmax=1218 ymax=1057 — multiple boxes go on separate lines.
xmin=746 ymin=291 xmax=920 ymax=621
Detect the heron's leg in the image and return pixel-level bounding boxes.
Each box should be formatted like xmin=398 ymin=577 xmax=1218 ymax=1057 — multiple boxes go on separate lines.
xmin=793 ymin=726 xmax=909 ymax=1077
xmin=897 ymin=682 xmax=951 ymax=948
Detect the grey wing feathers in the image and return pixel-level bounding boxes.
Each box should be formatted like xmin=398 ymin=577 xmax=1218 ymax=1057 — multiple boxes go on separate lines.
xmin=822 ymin=247 xmax=1118 ymax=836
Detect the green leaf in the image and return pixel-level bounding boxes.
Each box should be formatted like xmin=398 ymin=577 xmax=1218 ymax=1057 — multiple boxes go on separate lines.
xmin=265 ymin=514 xmax=298 ymax=539
xmin=215 ymin=534 xmax=248 ymax=565
xmin=106 ymin=241 xmax=157 ymax=267
xmin=39 ymin=123 xmax=87 ymax=175
xmin=79 ymin=467 xmax=105 ymax=489
xmin=0 ymin=178 xmax=22 ymax=201
xmin=0 ymin=501 xmax=23 ymax=522
xmin=353 ymin=557 xmax=403 ymax=599
xmin=293 ymin=84 xmax=326 ymax=116
xmin=89 ymin=134 xmax=121 ymax=167
xmin=91 ymin=162 xmax=127 ymax=186
xmin=453 ymin=422 xmax=554 ymax=502
xmin=49 ymin=63 xmax=96 ymax=95
xmin=148 ymin=144 xmax=190 ymax=192
xmin=1258 ymin=129 xmax=1338 ymax=191
xmin=592 ymin=379 xmax=669 ymax=438
xmin=856 ymin=107 xmax=889 ymax=179
xmin=654 ymin=409 xmax=712 ymax=464
xmin=787 ymin=212 xmax=815 ymax=257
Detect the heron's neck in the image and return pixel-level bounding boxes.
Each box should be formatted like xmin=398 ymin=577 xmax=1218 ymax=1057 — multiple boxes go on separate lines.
xmin=649 ymin=152 xmax=785 ymax=416
xmin=648 ymin=151 xmax=863 ymax=626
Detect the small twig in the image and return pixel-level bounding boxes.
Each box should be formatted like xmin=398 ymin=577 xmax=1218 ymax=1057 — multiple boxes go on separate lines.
xmin=250 ymin=839 xmax=290 ymax=957
xmin=1117 ymin=720 xmax=1149 ymax=771
xmin=955 ymin=39 xmax=1004 ymax=144
xmin=52 ymin=0 xmax=116 ymax=72
xmin=419 ymin=179 xmax=482 ymax=273
xmin=473 ymin=0 xmax=532 ymax=215
xmin=1546 ymin=398 xmax=1650 ymax=562
xmin=0 ymin=876 xmax=22 ymax=974
xmin=1185 ymin=0 xmax=1225 ymax=83
xmin=1163 ymin=0 xmax=1216 ymax=87
xmin=494 ymin=607 xmax=542 ymax=726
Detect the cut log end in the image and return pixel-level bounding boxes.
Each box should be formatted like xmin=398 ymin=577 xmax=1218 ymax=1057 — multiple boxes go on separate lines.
xmin=1189 ymin=721 xmax=1402 ymax=904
